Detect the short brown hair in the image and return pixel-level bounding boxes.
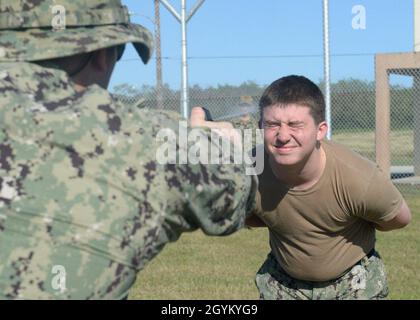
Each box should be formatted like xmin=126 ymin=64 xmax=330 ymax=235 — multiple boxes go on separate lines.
xmin=259 ymin=75 xmax=325 ymax=124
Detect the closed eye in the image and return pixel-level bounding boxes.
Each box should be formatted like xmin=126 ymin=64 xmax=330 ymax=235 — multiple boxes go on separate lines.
xmin=263 ymin=121 xmax=279 ymax=128
xmin=288 ymin=121 xmax=304 ymax=129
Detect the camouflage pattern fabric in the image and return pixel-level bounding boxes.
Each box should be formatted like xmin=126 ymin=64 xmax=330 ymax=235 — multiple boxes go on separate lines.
xmin=255 ymin=251 xmax=389 ymax=300
xmin=230 ymin=115 xmax=259 ymax=133
xmin=0 ymin=61 xmax=258 ymax=299
xmin=229 ymin=115 xmax=259 ymax=150
xmin=0 ymin=0 xmax=153 ymax=63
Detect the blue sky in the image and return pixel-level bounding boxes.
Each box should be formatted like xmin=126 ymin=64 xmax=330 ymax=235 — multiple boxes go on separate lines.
xmin=110 ymin=0 xmax=414 ymax=90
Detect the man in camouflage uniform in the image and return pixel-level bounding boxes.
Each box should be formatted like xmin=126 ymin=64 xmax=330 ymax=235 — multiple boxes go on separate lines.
xmin=0 ymin=1 xmax=257 ymax=299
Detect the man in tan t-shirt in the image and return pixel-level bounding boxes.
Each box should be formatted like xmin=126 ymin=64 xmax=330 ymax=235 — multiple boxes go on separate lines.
xmin=246 ymin=75 xmax=412 ymax=300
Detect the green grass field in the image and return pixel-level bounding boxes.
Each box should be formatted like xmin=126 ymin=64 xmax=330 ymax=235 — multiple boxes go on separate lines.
xmin=129 ymin=188 xmax=419 ymax=300
xmin=333 ymin=129 xmax=413 ymax=165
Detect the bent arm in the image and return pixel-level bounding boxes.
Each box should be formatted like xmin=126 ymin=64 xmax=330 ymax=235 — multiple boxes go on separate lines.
xmin=155 ymin=107 xmax=259 ymax=243
xmin=374 ymin=200 xmax=411 ymax=232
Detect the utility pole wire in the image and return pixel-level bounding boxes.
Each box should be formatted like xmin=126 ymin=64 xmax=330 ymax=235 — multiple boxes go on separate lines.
xmin=118 ymin=52 xmax=377 ymax=63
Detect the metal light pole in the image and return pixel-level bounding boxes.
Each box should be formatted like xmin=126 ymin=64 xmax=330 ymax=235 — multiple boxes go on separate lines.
xmin=160 ymin=0 xmax=206 ymax=118
xmin=180 ymin=0 xmax=188 ymax=118
xmin=155 ymin=0 xmax=164 ymax=109
xmin=323 ymin=0 xmax=332 ymax=139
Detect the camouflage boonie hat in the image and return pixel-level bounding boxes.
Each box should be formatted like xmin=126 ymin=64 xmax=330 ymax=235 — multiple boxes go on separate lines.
xmin=0 ymin=0 xmax=153 ymax=63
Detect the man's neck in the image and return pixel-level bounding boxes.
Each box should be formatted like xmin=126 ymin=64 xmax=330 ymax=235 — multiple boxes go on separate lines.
xmin=269 ymin=145 xmax=326 ymax=190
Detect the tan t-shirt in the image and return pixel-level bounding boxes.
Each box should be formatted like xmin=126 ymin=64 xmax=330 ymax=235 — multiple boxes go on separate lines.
xmin=255 ymin=140 xmax=403 ymax=282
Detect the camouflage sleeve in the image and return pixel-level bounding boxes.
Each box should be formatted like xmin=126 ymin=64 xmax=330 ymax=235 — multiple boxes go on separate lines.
xmin=124 ymin=108 xmax=258 ymax=246
xmin=160 ymin=150 xmax=258 ymax=243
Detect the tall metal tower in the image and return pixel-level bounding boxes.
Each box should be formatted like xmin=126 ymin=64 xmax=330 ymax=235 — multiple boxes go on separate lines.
xmin=160 ymin=0 xmax=206 ymax=118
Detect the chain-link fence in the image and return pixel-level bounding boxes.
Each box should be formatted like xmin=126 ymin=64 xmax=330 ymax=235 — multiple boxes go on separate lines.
xmin=113 ymin=61 xmax=418 ymax=186
xmin=326 ymin=74 xmax=417 ymax=186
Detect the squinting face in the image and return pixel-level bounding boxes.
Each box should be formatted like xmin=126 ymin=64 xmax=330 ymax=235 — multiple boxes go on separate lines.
xmin=262 ymin=104 xmax=327 ymax=168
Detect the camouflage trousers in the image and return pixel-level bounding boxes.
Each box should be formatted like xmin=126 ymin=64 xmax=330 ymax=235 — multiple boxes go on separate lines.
xmin=255 ymin=251 xmax=389 ymax=300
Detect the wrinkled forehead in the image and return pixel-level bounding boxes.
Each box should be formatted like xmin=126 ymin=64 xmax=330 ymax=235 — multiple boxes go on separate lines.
xmin=261 ymin=103 xmax=313 ymax=121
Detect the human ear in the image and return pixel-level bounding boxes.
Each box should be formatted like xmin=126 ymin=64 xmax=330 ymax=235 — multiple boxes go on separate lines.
xmin=317 ymin=121 xmax=328 ymax=141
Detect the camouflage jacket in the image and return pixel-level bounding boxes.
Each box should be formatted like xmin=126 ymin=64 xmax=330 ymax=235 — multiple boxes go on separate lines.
xmin=0 ymin=62 xmax=257 ymax=299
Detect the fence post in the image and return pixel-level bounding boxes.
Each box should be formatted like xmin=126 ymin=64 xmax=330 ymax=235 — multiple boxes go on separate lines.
xmin=323 ymin=0 xmax=332 ymax=139
xmin=375 ymin=54 xmax=391 ymax=177
xmin=414 ymin=72 xmax=420 ymax=176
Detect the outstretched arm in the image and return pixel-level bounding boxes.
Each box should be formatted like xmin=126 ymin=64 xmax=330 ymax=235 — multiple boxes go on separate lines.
xmin=374 ymin=200 xmax=411 ymax=232
xmin=157 ymin=107 xmax=258 ymax=245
